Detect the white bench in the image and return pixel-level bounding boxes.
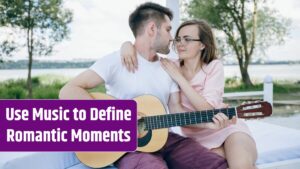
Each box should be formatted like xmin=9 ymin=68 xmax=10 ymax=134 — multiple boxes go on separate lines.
xmin=223 ymin=75 xmax=273 ymax=106
xmin=1 ymin=120 xmax=300 ymax=169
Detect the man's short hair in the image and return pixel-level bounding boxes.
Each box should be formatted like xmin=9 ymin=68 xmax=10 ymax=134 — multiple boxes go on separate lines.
xmin=129 ymin=2 xmax=173 ymax=37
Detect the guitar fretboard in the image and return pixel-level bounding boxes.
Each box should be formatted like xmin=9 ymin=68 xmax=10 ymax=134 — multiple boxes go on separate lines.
xmin=143 ymin=107 xmax=236 ymax=130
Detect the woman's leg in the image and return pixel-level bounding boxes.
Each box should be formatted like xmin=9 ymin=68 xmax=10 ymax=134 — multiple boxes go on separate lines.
xmin=224 ymin=132 xmax=257 ymax=169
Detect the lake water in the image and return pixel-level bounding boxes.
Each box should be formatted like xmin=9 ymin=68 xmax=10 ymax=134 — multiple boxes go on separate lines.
xmin=0 ymin=68 xmax=86 ymax=81
xmin=0 ymin=64 xmax=300 ymax=82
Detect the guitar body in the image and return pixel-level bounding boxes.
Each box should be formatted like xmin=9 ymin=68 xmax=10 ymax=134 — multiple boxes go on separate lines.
xmin=75 ymin=93 xmax=168 ymax=168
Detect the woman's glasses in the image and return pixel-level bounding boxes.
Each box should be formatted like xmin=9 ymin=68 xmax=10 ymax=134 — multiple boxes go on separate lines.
xmin=173 ymin=37 xmax=201 ymax=45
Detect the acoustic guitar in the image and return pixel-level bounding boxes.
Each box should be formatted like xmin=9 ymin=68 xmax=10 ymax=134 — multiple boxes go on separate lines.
xmin=76 ymin=93 xmax=272 ymax=168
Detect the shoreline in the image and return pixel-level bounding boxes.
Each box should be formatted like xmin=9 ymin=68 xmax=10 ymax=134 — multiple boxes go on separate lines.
xmin=1 ymin=64 xmax=300 ymax=82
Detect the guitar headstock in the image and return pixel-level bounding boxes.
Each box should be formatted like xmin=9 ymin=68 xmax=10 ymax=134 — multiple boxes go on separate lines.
xmin=236 ymin=101 xmax=272 ymax=119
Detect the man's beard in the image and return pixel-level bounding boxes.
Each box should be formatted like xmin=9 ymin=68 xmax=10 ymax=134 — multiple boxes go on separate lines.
xmin=154 ymin=31 xmax=170 ymax=54
xmin=157 ymin=45 xmax=170 ymax=54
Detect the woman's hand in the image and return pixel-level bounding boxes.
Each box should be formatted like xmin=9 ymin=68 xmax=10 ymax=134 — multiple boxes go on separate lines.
xmin=120 ymin=41 xmax=138 ymax=73
xmin=182 ymin=113 xmax=237 ymax=130
xmin=205 ymin=113 xmax=237 ymax=130
xmin=160 ymin=58 xmax=184 ymax=83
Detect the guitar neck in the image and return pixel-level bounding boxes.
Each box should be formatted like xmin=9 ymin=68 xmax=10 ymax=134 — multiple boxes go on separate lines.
xmin=143 ymin=107 xmax=237 ymax=130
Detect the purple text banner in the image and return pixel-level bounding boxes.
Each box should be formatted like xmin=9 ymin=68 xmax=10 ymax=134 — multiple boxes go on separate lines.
xmin=0 ymin=100 xmax=137 ymax=151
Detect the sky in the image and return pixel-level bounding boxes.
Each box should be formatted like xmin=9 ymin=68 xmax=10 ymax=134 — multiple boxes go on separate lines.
xmin=8 ymin=0 xmax=300 ymax=61
xmin=265 ymin=0 xmax=300 ymax=61
xmin=49 ymin=0 xmax=164 ymax=61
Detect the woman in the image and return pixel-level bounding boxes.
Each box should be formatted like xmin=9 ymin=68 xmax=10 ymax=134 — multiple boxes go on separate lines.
xmin=121 ymin=20 xmax=257 ymax=169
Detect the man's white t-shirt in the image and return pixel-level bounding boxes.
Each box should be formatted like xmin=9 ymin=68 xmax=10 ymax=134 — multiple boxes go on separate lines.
xmin=89 ymin=50 xmax=179 ymax=111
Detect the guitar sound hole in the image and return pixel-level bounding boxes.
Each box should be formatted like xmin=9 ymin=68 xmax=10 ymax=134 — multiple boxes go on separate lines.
xmin=138 ymin=118 xmax=146 ymax=137
xmin=138 ymin=117 xmax=152 ymax=147
xmin=138 ymin=129 xmax=152 ymax=147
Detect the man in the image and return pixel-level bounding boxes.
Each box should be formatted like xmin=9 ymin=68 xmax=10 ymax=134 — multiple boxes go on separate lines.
xmin=60 ymin=2 xmax=227 ymax=169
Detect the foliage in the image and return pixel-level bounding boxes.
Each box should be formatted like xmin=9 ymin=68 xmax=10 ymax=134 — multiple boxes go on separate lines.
xmin=185 ymin=0 xmax=291 ymax=86
xmin=0 ymin=76 xmax=107 ymax=99
xmin=0 ymin=0 xmax=73 ymax=56
xmin=0 ymin=0 xmax=73 ymax=97
xmin=224 ymin=77 xmax=300 ymax=95
xmin=1 ymin=77 xmax=299 ymax=100
xmin=0 ymin=77 xmax=59 ymax=99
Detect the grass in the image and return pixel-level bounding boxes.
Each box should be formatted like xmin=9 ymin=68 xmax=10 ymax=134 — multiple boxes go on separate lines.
xmin=0 ymin=75 xmax=65 ymax=99
xmin=1 ymin=76 xmax=298 ymax=118
xmin=224 ymin=77 xmax=300 ymax=100
xmin=223 ymin=77 xmax=300 ymax=116
xmin=0 ymin=75 xmax=106 ymax=99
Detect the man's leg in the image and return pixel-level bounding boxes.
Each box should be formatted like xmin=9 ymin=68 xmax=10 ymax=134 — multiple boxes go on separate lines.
xmin=162 ymin=132 xmax=228 ymax=169
xmin=115 ymin=152 xmax=168 ymax=169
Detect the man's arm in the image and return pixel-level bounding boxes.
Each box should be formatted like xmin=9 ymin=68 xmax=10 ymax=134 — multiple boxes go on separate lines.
xmin=59 ymin=70 xmax=104 ymax=100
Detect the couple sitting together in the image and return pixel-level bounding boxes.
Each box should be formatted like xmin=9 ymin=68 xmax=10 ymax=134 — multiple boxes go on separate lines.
xmin=60 ymin=2 xmax=257 ymax=169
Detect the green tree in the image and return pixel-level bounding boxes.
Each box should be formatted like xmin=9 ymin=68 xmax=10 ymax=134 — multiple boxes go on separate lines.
xmin=0 ymin=40 xmax=17 ymax=62
xmin=185 ymin=0 xmax=290 ymax=86
xmin=0 ymin=0 xmax=72 ymax=97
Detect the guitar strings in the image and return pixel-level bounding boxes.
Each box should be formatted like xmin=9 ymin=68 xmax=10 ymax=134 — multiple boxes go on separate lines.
xmin=144 ymin=108 xmax=236 ymax=130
